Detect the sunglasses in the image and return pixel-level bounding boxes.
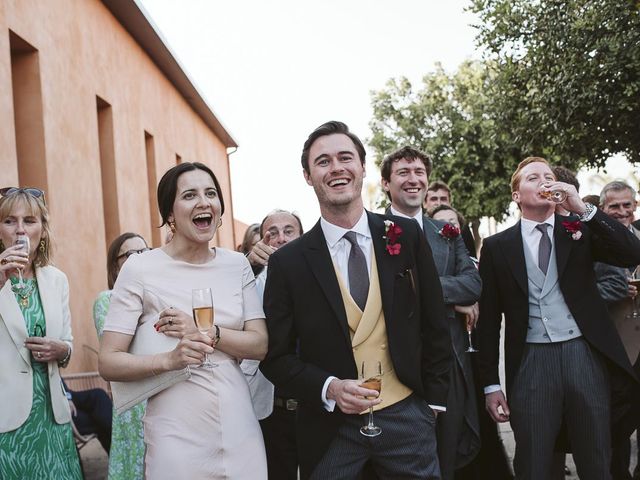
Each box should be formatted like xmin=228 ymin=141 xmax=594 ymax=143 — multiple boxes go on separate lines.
xmin=0 ymin=187 xmax=46 ymax=205
xmin=117 ymin=248 xmax=151 ymax=261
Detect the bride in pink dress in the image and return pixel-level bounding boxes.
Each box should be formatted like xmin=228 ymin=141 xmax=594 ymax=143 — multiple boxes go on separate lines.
xmin=99 ymin=162 xmax=268 ymax=479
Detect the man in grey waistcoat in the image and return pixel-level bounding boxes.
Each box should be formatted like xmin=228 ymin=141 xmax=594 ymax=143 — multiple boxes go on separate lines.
xmin=478 ymin=157 xmax=640 ymax=479
xmin=380 ymin=146 xmax=482 ymax=480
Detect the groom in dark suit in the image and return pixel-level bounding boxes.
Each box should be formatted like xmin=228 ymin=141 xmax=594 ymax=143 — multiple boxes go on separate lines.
xmin=380 ymin=146 xmax=482 ymax=480
xmin=261 ymin=121 xmax=452 ymax=479
xmin=477 ymin=157 xmax=640 ymax=479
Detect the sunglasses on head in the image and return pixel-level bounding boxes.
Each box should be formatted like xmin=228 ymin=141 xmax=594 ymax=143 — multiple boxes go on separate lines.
xmin=117 ymin=248 xmax=151 ymax=261
xmin=0 ymin=187 xmax=46 ymax=205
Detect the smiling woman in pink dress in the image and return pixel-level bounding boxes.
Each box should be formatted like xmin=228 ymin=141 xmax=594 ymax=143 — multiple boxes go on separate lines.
xmin=99 ymin=162 xmax=268 ymax=479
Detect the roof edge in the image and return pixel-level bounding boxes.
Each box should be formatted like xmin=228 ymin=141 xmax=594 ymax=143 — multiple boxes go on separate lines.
xmin=101 ymin=0 xmax=238 ymax=148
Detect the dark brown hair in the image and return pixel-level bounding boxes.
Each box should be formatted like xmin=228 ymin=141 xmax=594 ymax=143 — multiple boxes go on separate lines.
xmin=106 ymin=232 xmax=147 ymax=289
xmin=380 ymin=146 xmax=432 ymax=183
xmin=430 ymin=204 xmax=466 ymax=229
xmin=300 ymin=121 xmax=366 ymax=174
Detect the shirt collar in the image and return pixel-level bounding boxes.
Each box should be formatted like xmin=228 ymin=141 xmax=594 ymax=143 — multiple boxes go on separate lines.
xmin=521 ymin=213 xmax=555 ymax=235
xmin=321 ymin=210 xmax=371 ymax=248
xmin=389 ymin=205 xmax=423 ymax=230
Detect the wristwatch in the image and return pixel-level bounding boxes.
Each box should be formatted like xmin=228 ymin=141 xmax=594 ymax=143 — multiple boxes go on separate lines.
xmin=578 ymin=202 xmax=596 ymax=221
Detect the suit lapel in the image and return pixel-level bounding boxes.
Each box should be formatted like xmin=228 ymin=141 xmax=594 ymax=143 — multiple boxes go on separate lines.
xmin=368 ymin=212 xmax=395 ymax=326
xmin=499 ymin=222 xmax=528 ymax=295
xmin=302 ymin=221 xmax=350 ymax=343
xmin=423 ymin=216 xmax=448 ymax=274
xmin=554 ymin=215 xmax=573 ymax=279
xmin=0 ymin=281 xmax=31 ymax=366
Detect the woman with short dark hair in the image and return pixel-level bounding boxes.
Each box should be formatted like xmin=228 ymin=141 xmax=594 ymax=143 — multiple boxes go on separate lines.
xmin=99 ymin=162 xmax=268 ymax=478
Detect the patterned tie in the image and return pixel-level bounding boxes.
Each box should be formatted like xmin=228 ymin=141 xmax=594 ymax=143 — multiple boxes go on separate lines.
xmin=536 ymin=223 xmax=552 ymax=275
xmin=343 ymin=231 xmax=369 ymax=311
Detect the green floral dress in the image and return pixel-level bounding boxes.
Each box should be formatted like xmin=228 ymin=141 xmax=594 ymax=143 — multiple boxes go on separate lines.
xmin=0 ymin=277 xmax=82 ymax=479
xmin=94 ymin=290 xmax=146 ymax=480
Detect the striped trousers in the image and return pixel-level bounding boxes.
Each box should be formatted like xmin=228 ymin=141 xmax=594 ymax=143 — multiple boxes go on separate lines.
xmin=510 ymin=337 xmax=611 ymax=480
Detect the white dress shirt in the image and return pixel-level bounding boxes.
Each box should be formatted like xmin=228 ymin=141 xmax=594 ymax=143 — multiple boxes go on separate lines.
xmin=389 ymin=206 xmax=424 ymax=230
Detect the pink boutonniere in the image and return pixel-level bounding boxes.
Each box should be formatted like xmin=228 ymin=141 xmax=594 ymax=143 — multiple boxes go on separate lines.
xmin=562 ymin=220 xmax=582 ymax=240
xmin=383 ymin=220 xmax=403 ymax=255
xmin=439 ymin=223 xmax=461 ymax=240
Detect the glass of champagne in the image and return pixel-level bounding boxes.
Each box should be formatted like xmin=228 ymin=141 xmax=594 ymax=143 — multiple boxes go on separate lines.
xmin=15 ymin=234 xmax=30 ymax=288
xmin=360 ymin=361 xmax=382 ymax=437
xmin=539 ymin=184 xmax=568 ymax=203
xmin=465 ymin=315 xmax=479 ymax=353
xmin=192 ymin=288 xmax=214 ymax=368
xmin=626 ymin=267 xmax=640 ymax=319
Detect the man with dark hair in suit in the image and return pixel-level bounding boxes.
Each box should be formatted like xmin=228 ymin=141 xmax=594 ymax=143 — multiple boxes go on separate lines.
xmin=478 ymin=157 xmax=640 ymax=479
xmin=261 ymin=121 xmax=452 ymax=479
xmin=424 ymin=180 xmax=477 ymax=258
xmin=380 ymin=145 xmax=481 ymax=480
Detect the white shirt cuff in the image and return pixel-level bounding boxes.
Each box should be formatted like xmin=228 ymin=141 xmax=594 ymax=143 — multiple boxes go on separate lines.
xmin=428 ymin=404 xmax=446 ymax=412
xmin=484 ymin=384 xmax=502 ymax=395
xmin=321 ymin=376 xmax=337 ymax=412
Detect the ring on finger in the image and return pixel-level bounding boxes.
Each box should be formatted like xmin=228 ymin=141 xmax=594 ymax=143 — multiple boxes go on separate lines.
xmin=168 ymin=318 xmax=173 ymax=326
xmin=0 ymin=258 xmax=7 ymax=265
xmin=36 ymin=352 xmax=42 ymax=358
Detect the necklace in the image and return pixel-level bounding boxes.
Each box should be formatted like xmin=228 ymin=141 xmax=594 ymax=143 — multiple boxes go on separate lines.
xmin=11 ymin=280 xmax=36 ymax=308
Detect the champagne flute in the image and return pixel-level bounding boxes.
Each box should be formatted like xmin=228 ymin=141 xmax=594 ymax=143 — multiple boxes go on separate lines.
xmin=15 ymin=235 xmax=30 ymax=288
xmin=360 ymin=361 xmax=382 ymax=437
xmin=626 ymin=267 xmax=640 ymax=319
xmin=465 ymin=314 xmax=478 ymax=353
xmin=192 ymin=288 xmax=214 ymax=368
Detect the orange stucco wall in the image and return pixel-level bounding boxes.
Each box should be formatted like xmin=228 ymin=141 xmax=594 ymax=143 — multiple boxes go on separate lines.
xmin=0 ymin=0 xmax=237 ymax=372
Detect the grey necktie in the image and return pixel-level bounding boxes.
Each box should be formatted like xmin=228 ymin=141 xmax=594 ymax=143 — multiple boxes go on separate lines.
xmin=343 ymin=231 xmax=369 ymax=311
xmin=536 ymin=223 xmax=552 ymax=275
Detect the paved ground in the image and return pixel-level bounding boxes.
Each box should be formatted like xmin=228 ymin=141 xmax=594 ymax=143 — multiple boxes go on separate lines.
xmin=80 ymin=427 xmax=638 ymax=479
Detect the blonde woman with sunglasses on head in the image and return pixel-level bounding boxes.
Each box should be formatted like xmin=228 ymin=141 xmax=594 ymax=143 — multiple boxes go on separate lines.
xmin=0 ymin=187 xmax=81 ymax=479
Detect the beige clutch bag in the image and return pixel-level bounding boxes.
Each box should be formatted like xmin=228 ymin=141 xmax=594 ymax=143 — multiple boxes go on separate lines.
xmin=111 ymin=314 xmax=191 ymax=415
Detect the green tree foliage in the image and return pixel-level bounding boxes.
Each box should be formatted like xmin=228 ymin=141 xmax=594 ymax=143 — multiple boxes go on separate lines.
xmin=370 ymin=61 xmax=523 ymax=222
xmin=470 ymin=0 xmax=640 ymax=167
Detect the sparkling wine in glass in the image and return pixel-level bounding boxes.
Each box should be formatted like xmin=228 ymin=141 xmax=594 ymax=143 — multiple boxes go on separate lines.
xmin=465 ymin=315 xmax=479 ymax=353
xmin=539 ymin=185 xmax=567 ymax=203
xmin=15 ymin=235 xmax=30 ymax=288
xmin=192 ymin=288 xmax=214 ymax=368
xmin=626 ymin=267 xmax=640 ymax=319
xmin=360 ymin=361 xmax=382 ymax=437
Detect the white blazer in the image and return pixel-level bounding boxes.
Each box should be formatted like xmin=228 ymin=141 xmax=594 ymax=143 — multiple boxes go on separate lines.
xmin=0 ymin=266 xmax=73 ymax=433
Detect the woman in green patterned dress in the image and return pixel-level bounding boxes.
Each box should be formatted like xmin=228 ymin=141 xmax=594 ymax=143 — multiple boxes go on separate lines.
xmin=94 ymin=232 xmax=149 ymax=480
xmin=0 ymin=187 xmax=82 ymax=479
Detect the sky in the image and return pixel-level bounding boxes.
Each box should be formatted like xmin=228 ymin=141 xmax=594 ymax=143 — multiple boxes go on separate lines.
xmin=138 ymin=0 xmax=481 ymax=230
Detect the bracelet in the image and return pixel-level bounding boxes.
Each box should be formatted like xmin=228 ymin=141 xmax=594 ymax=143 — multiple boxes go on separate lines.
xmin=58 ymin=344 xmax=71 ymax=368
xmin=213 ymin=324 xmax=221 ymax=347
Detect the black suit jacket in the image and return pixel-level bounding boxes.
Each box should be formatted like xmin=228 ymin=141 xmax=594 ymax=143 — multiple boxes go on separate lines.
xmin=478 ymin=210 xmax=640 ymax=440
xmin=260 ymin=211 xmax=451 ymax=477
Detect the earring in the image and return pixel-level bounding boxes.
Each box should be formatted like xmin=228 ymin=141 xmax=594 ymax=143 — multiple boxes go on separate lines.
xmin=217 ymin=218 xmax=222 ymax=229
xmin=168 ymin=221 xmax=176 ymax=233
xmin=39 ymin=239 xmax=46 ymax=253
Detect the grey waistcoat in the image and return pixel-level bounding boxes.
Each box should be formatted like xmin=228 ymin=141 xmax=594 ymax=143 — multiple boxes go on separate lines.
xmin=523 ymin=239 xmax=583 ymax=343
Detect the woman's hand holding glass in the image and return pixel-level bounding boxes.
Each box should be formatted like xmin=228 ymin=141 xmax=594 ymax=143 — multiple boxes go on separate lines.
xmin=165 ymin=332 xmax=214 ymax=370
xmin=155 ymin=307 xmax=198 ymax=338
xmin=0 ymin=244 xmax=29 ymax=287
xmin=24 ymin=333 xmax=69 ymax=363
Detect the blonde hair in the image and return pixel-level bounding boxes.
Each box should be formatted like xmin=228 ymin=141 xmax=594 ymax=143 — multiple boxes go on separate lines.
xmin=510 ymin=157 xmax=551 ymax=192
xmin=0 ymin=192 xmax=52 ymax=267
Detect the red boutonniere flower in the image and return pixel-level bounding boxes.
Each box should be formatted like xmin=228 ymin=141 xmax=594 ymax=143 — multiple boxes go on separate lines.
xmin=562 ymin=220 xmax=582 ymax=240
xmin=383 ymin=220 xmax=403 ymax=255
xmin=439 ymin=223 xmax=460 ymax=240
